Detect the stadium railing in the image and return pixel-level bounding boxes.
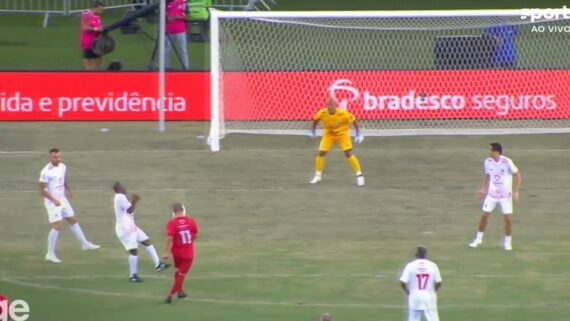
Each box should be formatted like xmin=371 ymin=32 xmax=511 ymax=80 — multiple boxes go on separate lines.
xmin=213 ymin=0 xmax=277 ymax=11
xmin=0 ymin=0 xmax=276 ymax=28
xmin=0 ymin=0 xmax=150 ymax=27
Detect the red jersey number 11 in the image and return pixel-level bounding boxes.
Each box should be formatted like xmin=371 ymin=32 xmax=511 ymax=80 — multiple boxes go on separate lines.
xmin=179 ymin=230 xmax=192 ymax=244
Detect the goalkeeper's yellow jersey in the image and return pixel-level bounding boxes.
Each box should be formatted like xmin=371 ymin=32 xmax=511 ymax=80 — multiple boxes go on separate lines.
xmin=313 ymin=107 xmax=356 ymax=137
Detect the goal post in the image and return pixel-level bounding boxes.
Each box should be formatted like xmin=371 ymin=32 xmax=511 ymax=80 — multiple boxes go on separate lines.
xmin=208 ymin=9 xmax=570 ymax=151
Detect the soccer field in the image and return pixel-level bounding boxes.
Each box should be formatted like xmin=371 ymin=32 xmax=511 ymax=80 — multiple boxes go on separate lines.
xmin=1 ymin=122 xmax=569 ymax=321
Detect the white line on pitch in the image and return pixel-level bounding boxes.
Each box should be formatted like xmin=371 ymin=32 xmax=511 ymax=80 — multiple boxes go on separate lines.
xmin=3 ymin=187 xmax=389 ymax=194
xmin=0 ymin=277 xmax=401 ymax=309
xmin=6 ymin=188 xmax=312 ymax=193
xmin=1 ymin=148 xmax=570 ymax=155
xmin=1 ymin=272 xmax=567 ymax=280
xmin=4 ymin=186 xmax=570 ymax=194
xmin=1 ymin=278 xmax=565 ymax=309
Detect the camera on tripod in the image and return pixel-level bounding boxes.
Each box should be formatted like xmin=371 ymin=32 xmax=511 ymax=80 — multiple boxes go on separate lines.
xmin=100 ymin=0 xmax=186 ymax=70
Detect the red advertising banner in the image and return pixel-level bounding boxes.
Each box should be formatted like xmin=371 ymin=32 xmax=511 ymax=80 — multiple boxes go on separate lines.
xmin=2 ymin=70 xmax=570 ymax=121
xmin=222 ymin=70 xmax=570 ymax=120
xmin=0 ymin=72 xmax=210 ymax=120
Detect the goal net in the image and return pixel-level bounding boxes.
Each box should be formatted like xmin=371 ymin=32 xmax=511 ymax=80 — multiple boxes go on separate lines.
xmin=208 ymin=9 xmax=570 ymax=151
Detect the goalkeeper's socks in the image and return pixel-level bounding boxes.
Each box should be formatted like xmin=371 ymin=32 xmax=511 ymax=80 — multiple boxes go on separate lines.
xmin=347 ymin=155 xmax=362 ymax=173
xmin=315 ymin=156 xmax=325 ymax=173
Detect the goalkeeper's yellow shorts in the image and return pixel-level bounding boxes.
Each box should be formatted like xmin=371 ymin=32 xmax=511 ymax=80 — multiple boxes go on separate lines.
xmin=319 ymin=134 xmax=352 ymax=152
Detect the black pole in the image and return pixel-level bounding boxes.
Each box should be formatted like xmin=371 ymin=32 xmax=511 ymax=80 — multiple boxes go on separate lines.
xmin=103 ymin=0 xmax=176 ymax=33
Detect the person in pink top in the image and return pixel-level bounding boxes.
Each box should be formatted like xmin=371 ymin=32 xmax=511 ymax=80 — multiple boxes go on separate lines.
xmin=165 ymin=0 xmax=189 ymax=70
xmin=80 ymin=1 xmax=104 ymax=70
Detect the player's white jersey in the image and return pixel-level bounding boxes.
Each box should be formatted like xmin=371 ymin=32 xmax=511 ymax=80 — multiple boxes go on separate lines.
xmin=399 ymin=258 xmax=442 ymax=310
xmin=114 ymin=193 xmax=136 ymax=235
xmin=39 ymin=162 xmax=67 ymax=206
xmin=484 ymin=155 xmax=518 ymax=199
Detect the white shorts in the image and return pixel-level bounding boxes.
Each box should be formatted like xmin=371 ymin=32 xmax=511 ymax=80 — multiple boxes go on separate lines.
xmin=408 ymin=308 xmax=440 ymax=321
xmin=116 ymin=226 xmax=149 ymax=251
xmin=482 ymin=195 xmax=513 ymax=214
xmin=45 ymin=198 xmax=75 ymax=223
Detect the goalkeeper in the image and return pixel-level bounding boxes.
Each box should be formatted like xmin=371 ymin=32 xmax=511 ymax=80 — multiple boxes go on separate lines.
xmin=310 ymin=97 xmax=365 ymax=186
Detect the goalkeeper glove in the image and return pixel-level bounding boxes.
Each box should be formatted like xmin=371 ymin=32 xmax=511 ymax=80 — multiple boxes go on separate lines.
xmin=354 ymin=131 xmax=364 ymax=144
xmin=309 ymin=128 xmax=317 ymax=138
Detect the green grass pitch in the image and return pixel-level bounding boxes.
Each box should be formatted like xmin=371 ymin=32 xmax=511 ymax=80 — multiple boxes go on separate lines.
xmin=1 ymin=122 xmax=569 ymax=321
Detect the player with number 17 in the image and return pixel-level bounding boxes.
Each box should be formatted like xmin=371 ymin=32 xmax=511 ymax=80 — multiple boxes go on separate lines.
xmin=399 ymin=246 xmax=442 ymax=321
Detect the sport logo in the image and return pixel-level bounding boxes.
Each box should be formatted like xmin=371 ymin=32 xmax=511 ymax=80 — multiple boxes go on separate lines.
xmin=520 ymin=6 xmax=570 ymax=22
xmin=0 ymin=295 xmax=30 ymax=321
xmin=328 ymin=79 xmax=360 ymax=110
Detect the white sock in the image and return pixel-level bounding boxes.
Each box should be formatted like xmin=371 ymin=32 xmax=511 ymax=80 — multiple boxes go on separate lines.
xmin=70 ymin=223 xmax=89 ymax=247
xmin=129 ymin=255 xmax=138 ymax=277
xmin=315 ymin=172 xmax=322 ymax=177
xmin=47 ymin=229 xmax=60 ymax=256
xmin=476 ymin=231 xmax=484 ymax=241
xmin=504 ymin=235 xmax=512 ymax=244
xmin=145 ymin=245 xmax=160 ymax=267
xmin=356 ymin=171 xmax=362 ymax=176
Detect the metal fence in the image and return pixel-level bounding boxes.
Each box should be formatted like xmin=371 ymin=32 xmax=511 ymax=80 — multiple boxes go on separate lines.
xmin=0 ymin=0 xmax=148 ymax=27
xmin=68 ymin=0 xmax=148 ymax=13
xmin=0 ymin=0 xmax=141 ymax=14
xmin=0 ymin=0 xmax=66 ymax=14
xmin=0 ymin=0 xmax=276 ymax=14
xmin=213 ymin=0 xmax=278 ymax=11
xmin=0 ymin=0 xmax=276 ymax=27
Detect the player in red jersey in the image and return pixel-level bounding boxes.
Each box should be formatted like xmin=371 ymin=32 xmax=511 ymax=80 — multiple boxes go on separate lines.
xmin=164 ymin=203 xmax=198 ymax=304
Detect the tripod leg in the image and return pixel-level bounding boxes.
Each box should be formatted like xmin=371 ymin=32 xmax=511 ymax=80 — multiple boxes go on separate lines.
xmin=148 ymin=36 xmax=160 ymax=70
